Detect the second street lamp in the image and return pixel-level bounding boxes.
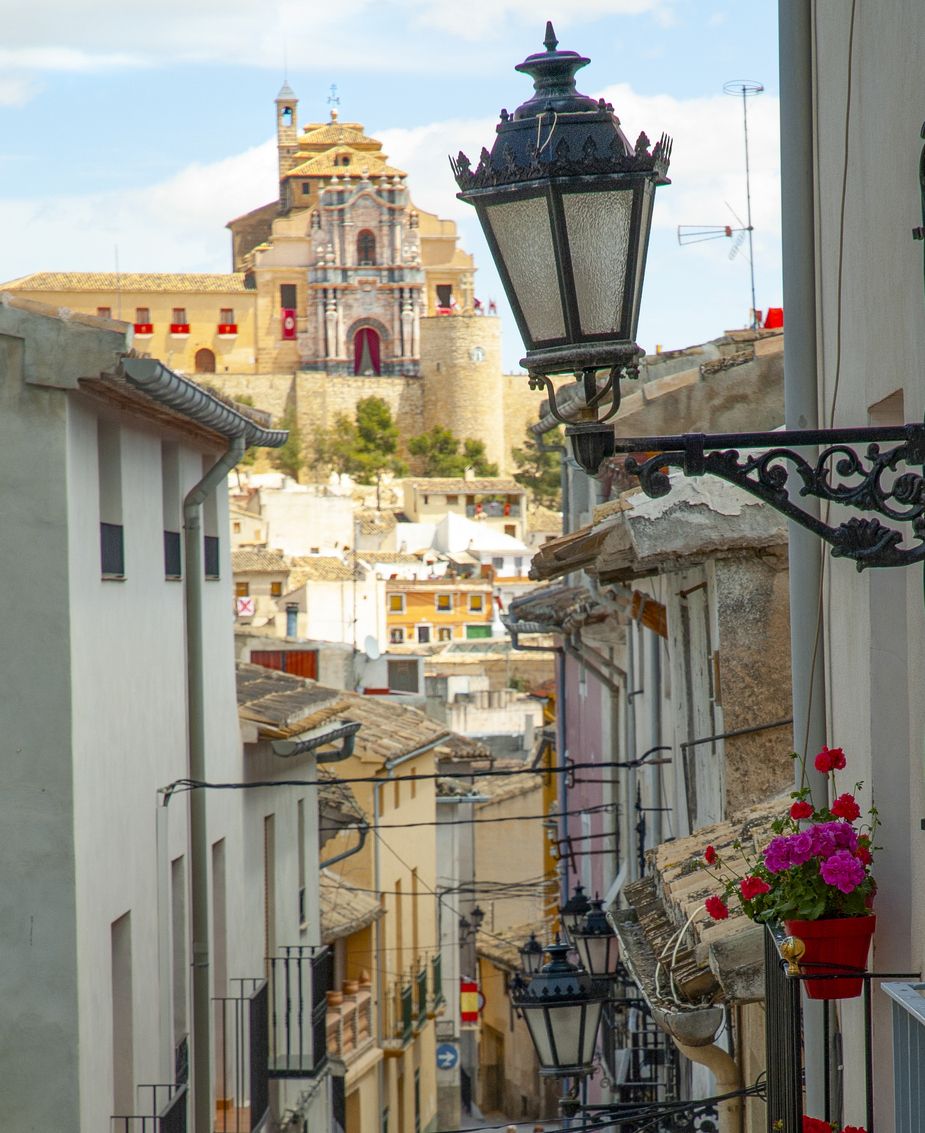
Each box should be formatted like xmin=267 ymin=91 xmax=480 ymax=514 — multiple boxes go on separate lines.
xmin=452 ymin=21 xmax=671 ymax=474
xmin=559 ymin=882 xmax=591 ymax=946
xmin=571 ymin=898 xmax=619 ymax=978
xmin=519 ymin=931 xmax=545 ymax=977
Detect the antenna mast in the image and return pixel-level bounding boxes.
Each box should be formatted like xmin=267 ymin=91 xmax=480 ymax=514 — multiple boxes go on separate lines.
xmin=723 ymin=79 xmax=764 ymax=328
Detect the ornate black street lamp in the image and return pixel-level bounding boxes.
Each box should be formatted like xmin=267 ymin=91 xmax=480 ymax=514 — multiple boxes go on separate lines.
xmin=511 ymin=942 xmax=606 ymax=1076
xmin=519 ymin=931 xmax=546 ymax=977
xmin=452 ymin=22 xmax=671 ymax=475
xmin=558 ymin=882 xmax=591 ymax=945
xmin=571 ymin=898 xmax=619 ymax=977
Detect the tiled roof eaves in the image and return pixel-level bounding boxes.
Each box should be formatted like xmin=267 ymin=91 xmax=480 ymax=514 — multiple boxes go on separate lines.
xmin=1 ymin=272 xmax=250 ymax=293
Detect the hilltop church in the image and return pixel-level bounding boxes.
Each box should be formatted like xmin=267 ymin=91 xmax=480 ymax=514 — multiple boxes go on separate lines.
xmin=1 ymin=86 xmax=541 ymax=473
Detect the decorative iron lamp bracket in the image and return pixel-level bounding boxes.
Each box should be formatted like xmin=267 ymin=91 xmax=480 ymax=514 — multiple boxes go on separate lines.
xmin=613 ymin=423 xmax=925 ymax=570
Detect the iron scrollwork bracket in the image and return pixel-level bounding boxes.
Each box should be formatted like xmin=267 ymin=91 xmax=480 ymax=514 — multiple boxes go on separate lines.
xmin=617 ymin=424 xmax=925 ymax=570
xmin=529 ymin=363 xmax=640 ymax=426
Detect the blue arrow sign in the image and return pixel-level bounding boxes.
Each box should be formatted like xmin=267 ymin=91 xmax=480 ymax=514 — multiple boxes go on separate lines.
xmin=436 ymin=1043 xmax=459 ymax=1070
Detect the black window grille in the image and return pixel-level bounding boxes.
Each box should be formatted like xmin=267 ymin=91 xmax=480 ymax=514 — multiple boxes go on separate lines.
xmin=164 ymin=530 xmax=182 ymax=578
xmin=101 ymin=522 xmax=124 ymax=576
xmin=204 ymin=535 xmax=220 ymax=579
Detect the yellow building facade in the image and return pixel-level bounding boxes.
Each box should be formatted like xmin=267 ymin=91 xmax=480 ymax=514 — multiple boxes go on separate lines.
xmin=385 ymin=580 xmax=495 ymax=645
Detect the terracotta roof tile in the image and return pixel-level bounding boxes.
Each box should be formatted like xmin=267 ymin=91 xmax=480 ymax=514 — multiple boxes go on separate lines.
xmin=1 ymin=272 xmax=249 ymax=294
xmin=232 ymin=548 xmax=290 ymax=573
xmin=287 ymin=555 xmax=365 ymax=586
xmin=320 ymin=869 xmax=383 ymax=943
xmin=408 ymin=478 xmax=523 ymax=494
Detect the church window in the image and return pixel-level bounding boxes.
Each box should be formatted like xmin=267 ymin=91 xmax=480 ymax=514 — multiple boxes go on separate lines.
xmin=280 ymin=284 xmax=297 ymax=310
xmin=97 ymin=306 xmax=112 ymax=319
xmin=220 ymin=308 xmax=234 ymax=324
xmin=136 ymin=307 xmax=150 ymax=324
xmin=357 ymin=230 xmax=376 ymax=266
xmin=281 ymin=106 xmax=293 ymax=126
xmin=353 ymin=327 xmax=381 ymax=376
xmin=171 ymin=308 xmax=187 ymax=324
xmin=436 ymin=284 xmax=453 ymax=310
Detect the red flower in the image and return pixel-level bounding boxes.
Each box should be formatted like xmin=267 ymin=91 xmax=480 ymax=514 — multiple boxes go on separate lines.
xmin=801 ymin=1118 xmax=833 ymax=1133
xmin=842 ymin=1127 xmax=868 ymax=1133
xmin=705 ymin=896 xmax=728 ymax=920
xmin=704 ymin=845 xmax=717 ymax=865
xmin=790 ymin=800 xmax=814 ymax=820
xmin=814 ymin=745 xmax=847 ymax=773
xmin=739 ymin=875 xmax=772 ymax=901
xmin=831 ymin=793 xmax=861 ymax=822
xmin=856 ymin=845 xmax=873 ymax=866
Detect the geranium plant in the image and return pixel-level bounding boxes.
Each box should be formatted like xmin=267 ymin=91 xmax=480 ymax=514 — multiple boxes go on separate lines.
xmin=700 ymin=746 xmax=877 ymax=924
xmin=801 ymin=1117 xmax=866 ymax=1133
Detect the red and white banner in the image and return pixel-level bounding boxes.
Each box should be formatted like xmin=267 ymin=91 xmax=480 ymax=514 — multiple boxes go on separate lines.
xmin=281 ymin=309 xmax=297 ymax=340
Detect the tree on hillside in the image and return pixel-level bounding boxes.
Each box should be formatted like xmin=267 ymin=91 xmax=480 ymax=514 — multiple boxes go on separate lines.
xmin=408 ymin=426 xmax=499 ymax=477
xmin=314 ymin=397 xmax=407 ymax=482
xmin=511 ymin=425 xmax=563 ymax=508
xmin=272 ymin=406 xmax=306 ymax=480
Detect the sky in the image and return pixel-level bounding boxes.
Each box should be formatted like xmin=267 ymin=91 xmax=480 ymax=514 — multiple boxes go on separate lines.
xmin=0 ymin=0 xmax=781 ymax=372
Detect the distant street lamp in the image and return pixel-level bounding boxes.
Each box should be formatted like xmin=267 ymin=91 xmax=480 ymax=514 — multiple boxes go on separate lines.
xmin=559 ymin=882 xmax=591 ymax=945
xmin=519 ymin=931 xmax=545 ymax=977
xmin=511 ymin=942 xmax=606 ymax=1076
xmin=570 ymin=898 xmax=619 ymax=978
xmin=452 ymin=22 xmax=671 ymax=474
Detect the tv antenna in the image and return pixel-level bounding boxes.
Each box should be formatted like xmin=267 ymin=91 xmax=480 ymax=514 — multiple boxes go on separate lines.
xmin=676 ymin=79 xmax=764 ymax=329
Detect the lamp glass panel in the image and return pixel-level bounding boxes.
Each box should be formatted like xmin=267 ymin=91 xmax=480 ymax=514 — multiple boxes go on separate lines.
xmin=561 ymin=188 xmax=633 ymax=336
xmin=629 ymin=183 xmax=654 ymax=336
xmin=483 ymin=196 xmax=565 ymax=343
xmin=579 ymin=999 xmax=604 ymax=1064
xmin=541 ymin=1002 xmax=586 ymax=1068
xmin=522 ymin=1004 xmax=557 ymax=1067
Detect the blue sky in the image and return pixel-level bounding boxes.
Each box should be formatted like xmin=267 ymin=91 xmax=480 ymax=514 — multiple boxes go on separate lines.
xmin=0 ymin=1 xmax=781 ymax=371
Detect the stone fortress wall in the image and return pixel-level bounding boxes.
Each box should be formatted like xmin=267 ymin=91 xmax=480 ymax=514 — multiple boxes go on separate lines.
xmin=208 ymin=313 xmax=545 ymax=476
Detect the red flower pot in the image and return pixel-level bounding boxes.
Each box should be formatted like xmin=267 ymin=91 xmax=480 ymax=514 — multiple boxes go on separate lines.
xmin=783 ymin=915 xmax=876 ymax=999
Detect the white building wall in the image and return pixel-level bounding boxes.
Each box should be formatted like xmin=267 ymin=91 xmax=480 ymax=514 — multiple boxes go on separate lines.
xmin=811 ymin=7 xmax=925 ymax=1126
xmin=260 ymin=486 xmax=355 ymax=556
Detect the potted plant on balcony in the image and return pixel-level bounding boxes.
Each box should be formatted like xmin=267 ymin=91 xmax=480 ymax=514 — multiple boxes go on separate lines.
xmin=701 ymin=746 xmax=877 ymax=999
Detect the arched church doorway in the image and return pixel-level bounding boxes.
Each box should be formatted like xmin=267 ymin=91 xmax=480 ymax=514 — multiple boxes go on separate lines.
xmin=195 ymin=348 xmax=216 ymax=374
xmin=353 ymin=328 xmax=381 ymax=375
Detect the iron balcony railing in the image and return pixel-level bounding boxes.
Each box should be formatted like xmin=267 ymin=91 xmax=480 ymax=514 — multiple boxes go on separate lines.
xmin=212 ymin=978 xmax=269 ymax=1133
xmin=415 ymin=966 xmax=428 ymax=1028
xmin=266 ymin=945 xmax=332 ymax=1077
xmin=431 ymin=953 xmax=445 ymax=1010
xmin=401 ymin=984 xmax=414 ymax=1043
xmin=111 ymin=1083 xmax=187 ymax=1133
xmin=764 ymin=924 xmax=919 ymax=1132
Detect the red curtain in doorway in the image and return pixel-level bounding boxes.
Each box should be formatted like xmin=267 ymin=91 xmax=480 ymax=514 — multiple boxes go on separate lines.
xmin=353 ymin=328 xmax=381 ymax=375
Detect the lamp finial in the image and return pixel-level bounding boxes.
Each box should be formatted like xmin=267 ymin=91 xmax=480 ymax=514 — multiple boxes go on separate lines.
xmin=544 ymin=21 xmax=558 ymax=52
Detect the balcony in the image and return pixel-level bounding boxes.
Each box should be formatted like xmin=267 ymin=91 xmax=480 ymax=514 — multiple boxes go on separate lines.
xmin=217 ymin=323 xmax=238 ymax=337
xmin=430 ymin=953 xmax=445 ymax=1014
xmin=465 ymin=501 xmax=522 ymax=519
xmin=415 ymin=965 xmax=428 ymax=1029
xmin=134 ymin=323 xmax=154 ymax=337
xmin=111 ymin=1084 xmax=187 ymax=1133
xmin=764 ymin=925 xmax=919 ymax=1132
xmin=326 ymin=977 xmax=374 ymax=1065
xmin=267 ymin=945 xmax=332 ymax=1078
xmin=212 ymin=978 xmax=268 ymax=1133
xmin=170 ymin=323 xmax=190 ymax=336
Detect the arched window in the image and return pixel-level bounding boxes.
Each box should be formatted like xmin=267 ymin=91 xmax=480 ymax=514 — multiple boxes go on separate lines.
xmin=357 ymin=229 xmax=376 ymax=266
xmin=195 ymin=348 xmax=216 ymax=374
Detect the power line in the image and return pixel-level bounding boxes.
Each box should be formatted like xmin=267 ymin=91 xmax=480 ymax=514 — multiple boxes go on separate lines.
xmin=319 ymin=801 xmax=616 ymax=835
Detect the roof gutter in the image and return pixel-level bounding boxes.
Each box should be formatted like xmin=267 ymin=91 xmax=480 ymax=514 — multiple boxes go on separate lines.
xmin=271 ymin=722 xmax=361 ymax=762
xmin=120 ymin=356 xmax=288 ymax=447
xmin=383 ymin=734 xmax=449 ymax=772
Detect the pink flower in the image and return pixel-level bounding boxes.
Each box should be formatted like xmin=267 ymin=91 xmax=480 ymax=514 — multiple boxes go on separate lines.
xmin=704 ymin=845 xmax=717 ymax=865
xmin=814 ymin=745 xmax=847 ymax=773
xmin=790 ymin=800 xmax=814 ymax=820
xmin=819 ymin=849 xmax=867 ymax=894
xmin=739 ymin=875 xmax=771 ymax=901
xmin=705 ymin=896 xmax=728 ymax=920
xmin=831 ymin=793 xmax=861 ymax=822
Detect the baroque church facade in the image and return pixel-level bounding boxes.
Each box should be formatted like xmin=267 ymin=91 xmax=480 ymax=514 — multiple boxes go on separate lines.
xmin=1 ymin=86 xmax=541 ymax=474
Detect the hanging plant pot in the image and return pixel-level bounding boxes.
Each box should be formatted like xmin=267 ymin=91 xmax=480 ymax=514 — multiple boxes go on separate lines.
xmin=783 ymin=915 xmax=876 ymax=999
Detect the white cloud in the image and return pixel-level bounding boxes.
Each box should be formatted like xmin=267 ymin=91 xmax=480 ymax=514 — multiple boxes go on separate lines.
xmin=0 ymin=0 xmax=672 ymax=70
xmin=0 ymin=76 xmax=38 ymax=107
xmin=0 ymin=139 xmax=278 ymax=280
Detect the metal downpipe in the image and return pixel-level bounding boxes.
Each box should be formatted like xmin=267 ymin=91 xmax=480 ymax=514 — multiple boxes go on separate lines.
xmin=185 ymin=434 xmax=246 ymax=1133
